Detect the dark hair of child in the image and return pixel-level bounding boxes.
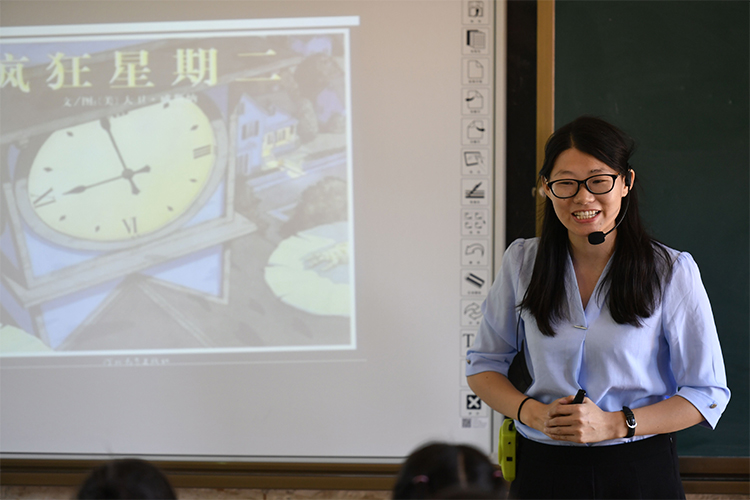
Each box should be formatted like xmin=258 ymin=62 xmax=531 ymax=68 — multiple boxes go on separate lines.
xmin=76 ymin=458 xmax=177 ymax=500
xmin=392 ymin=442 xmax=504 ymax=499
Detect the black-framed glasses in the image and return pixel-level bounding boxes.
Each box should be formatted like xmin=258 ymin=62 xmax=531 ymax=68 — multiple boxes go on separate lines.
xmin=546 ymin=174 xmax=619 ymax=199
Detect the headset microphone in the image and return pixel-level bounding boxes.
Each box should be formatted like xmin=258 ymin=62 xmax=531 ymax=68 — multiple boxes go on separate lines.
xmin=587 ymin=170 xmax=632 ymax=246
xmin=587 ymin=229 xmax=608 ymax=246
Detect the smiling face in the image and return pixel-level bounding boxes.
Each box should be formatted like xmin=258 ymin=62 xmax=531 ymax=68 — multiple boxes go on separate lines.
xmin=544 ymin=148 xmax=631 ymax=246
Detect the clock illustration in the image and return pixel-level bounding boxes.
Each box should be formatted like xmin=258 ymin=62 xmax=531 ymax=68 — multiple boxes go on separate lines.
xmin=1 ymin=91 xmax=258 ymax=349
xmin=12 ymin=94 xmax=228 ymax=251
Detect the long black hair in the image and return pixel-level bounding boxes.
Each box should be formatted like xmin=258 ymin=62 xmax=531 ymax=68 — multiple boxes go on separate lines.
xmin=519 ymin=116 xmax=673 ymax=337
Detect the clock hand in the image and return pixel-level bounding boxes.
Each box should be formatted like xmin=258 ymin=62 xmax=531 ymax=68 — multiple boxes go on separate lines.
xmin=64 ymin=175 xmax=121 ymax=195
xmin=33 ymin=188 xmax=54 ymax=205
xmin=63 ymin=166 xmax=151 ymax=195
xmin=125 ymin=165 xmax=152 ymax=195
xmin=100 ymin=117 xmax=140 ymax=194
xmin=100 ymin=117 xmax=128 ymax=171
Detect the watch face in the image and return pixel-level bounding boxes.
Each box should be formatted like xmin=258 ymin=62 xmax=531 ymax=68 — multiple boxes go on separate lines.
xmin=14 ymin=96 xmax=227 ymax=250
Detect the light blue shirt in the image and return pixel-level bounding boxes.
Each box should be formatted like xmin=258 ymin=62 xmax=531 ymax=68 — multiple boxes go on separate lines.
xmin=466 ymin=238 xmax=730 ymax=446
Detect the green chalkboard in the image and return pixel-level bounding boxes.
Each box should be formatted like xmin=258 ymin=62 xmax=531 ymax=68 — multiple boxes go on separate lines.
xmin=555 ymin=0 xmax=749 ymax=457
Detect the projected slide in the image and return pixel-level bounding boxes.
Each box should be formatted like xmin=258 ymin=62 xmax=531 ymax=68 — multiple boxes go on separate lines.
xmin=0 ymin=18 xmax=357 ymax=356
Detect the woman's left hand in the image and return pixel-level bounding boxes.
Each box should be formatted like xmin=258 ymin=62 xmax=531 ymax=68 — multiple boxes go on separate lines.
xmin=542 ymin=395 xmax=623 ymax=443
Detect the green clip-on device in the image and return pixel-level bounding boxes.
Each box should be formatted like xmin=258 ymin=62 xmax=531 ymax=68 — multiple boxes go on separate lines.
xmin=498 ymin=418 xmax=516 ymax=481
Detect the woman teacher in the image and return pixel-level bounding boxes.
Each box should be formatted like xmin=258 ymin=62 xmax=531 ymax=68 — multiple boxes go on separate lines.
xmin=467 ymin=116 xmax=730 ymax=499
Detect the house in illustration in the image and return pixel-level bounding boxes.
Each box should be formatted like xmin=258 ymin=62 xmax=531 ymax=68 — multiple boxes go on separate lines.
xmin=234 ymin=93 xmax=300 ymax=176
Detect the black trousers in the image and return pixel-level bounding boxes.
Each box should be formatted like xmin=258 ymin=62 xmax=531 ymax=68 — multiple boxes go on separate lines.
xmin=509 ymin=433 xmax=686 ymax=499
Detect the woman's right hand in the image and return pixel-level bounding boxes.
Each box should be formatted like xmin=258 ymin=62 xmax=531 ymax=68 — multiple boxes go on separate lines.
xmin=529 ymin=395 xmax=624 ymax=444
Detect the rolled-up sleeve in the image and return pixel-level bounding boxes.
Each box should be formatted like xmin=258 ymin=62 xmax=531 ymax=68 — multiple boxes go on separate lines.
xmin=663 ymin=252 xmax=730 ymax=429
xmin=466 ymin=239 xmax=526 ymax=377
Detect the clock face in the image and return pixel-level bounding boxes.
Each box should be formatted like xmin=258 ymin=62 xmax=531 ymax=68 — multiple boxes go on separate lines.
xmin=14 ymin=96 xmax=227 ymax=250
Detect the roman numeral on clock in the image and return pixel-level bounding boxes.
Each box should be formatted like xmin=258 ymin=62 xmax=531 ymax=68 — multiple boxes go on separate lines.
xmin=122 ymin=217 xmax=138 ymax=234
xmin=193 ymin=145 xmax=212 ymax=159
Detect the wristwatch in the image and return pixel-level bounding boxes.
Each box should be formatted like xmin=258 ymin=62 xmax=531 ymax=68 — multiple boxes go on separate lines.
xmin=622 ymin=406 xmax=637 ymax=438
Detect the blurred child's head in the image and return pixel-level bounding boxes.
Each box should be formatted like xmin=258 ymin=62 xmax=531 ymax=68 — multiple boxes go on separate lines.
xmin=77 ymin=458 xmax=176 ymax=500
xmin=392 ymin=442 xmax=504 ymax=499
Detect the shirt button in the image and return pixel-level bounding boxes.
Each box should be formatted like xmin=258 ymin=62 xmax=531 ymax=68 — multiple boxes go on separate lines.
xmin=467 ymin=360 xmax=471 ymax=364
xmin=710 ymin=403 xmax=717 ymax=409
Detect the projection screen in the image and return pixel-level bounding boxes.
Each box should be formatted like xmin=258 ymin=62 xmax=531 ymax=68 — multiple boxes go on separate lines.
xmin=0 ymin=0 xmax=505 ymax=460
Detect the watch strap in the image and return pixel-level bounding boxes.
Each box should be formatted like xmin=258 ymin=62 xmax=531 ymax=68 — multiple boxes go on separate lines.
xmin=621 ymin=406 xmax=637 ymax=438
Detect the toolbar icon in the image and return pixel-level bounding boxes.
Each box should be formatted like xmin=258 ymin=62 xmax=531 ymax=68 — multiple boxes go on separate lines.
xmin=463 ymin=119 xmax=489 ymax=145
xmin=463 ymin=0 xmax=489 ymax=25
xmin=462 ymin=179 xmax=489 ymax=205
xmin=468 ymin=1 xmax=483 ymax=18
xmin=463 ymin=88 xmax=489 ymax=115
xmin=462 ymin=209 xmax=489 ymax=236
xmin=463 ymin=59 xmax=490 ymax=85
xmin=461 ymin=390 xmax=489 ymax=417
xmin=461 ymin=331 xmax=476 ymax=356
xmin=463 ymin=28 xmax=490 ymax=55
xmin=462 ymin=269 xmax=489 ymax=296
xmin=462 ymin=239 xmax=489 ymax=266
xmin=462 ymin=149 xmax=488 ymax=175
xmin=462 ymin=299 xmax=483 ymax=326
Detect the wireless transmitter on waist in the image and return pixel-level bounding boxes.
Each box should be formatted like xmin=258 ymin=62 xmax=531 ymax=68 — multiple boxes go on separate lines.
xmin=498 ymin=418 xmax=517 ymax=481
